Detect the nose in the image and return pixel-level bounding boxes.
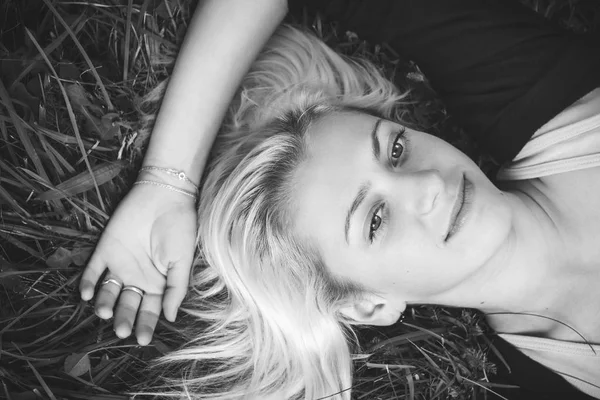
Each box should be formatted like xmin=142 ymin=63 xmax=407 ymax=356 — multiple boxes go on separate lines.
xmin=391 ymin=169 xmax=445 ymax=216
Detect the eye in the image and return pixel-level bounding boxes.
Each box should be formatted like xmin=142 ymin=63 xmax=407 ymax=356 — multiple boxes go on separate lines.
xmin=368 ymin=203 xmax=385 ymax=243
xmin=390 ymin=128 xmax=407 ymax=167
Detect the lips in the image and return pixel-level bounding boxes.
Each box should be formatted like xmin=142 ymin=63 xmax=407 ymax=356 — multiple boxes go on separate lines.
xmin=445 ymin=174 xmax=465 ymax=241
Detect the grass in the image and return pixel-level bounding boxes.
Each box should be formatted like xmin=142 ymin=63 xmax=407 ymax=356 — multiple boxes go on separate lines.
xmin=1 ymin=0 xmax=598 ymax=399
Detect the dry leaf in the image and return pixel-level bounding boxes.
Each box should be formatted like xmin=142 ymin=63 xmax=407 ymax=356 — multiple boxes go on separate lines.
xmin=65 ymin=82 xmax=94 ymax=112
xmin=46 ymin=247 xmax=73 ymax=269
xmin=64 ymin=353 xmax=91 ymax=377
xmin=71 ymin=245 xmax=93 ymax=266
xmin=37 ymin=161 xmax=126 ymax=201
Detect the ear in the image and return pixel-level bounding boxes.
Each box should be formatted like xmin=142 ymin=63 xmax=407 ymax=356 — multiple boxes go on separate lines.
xmin=337 ymin=295 xmax=405 ymax=326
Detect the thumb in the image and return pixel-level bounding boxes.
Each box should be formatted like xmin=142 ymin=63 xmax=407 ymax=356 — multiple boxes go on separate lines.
xmin=162 ymin=257 xmax=193 ymax=322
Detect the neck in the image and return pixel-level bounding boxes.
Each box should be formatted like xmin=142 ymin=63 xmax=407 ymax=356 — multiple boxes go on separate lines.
xmin=432 ymin=185 xmax=578 ymax=336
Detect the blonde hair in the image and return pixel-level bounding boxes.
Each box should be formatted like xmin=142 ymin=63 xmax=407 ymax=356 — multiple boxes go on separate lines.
xmin=152 ymin=25 xmax=410 ymax=399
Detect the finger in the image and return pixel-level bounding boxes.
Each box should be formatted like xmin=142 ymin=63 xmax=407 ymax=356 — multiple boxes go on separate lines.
xmin=79 ymin=254 xmax=106 ymax=301
xmin=162 ymin=261 xmax=192 ymax=322
xmin=94 ymin=274 xmax=123 ymax=319
xmin=135 ymin=294 xmax=162 ymax=346
xmin=113 ymin=287 xmax=143 ymax=339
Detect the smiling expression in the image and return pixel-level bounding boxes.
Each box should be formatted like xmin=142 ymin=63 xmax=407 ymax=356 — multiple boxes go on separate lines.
xmin=291 ymin=111 xmax=515 ymax=305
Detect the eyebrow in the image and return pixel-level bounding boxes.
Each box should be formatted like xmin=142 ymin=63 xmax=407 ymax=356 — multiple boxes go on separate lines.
xmin=344 ymin=182 xmax=371 ymax=244
xmin=371 ymin=118 xmax=383 ymax=160
xmin=344 ymin=119 xmax=383 ymax=244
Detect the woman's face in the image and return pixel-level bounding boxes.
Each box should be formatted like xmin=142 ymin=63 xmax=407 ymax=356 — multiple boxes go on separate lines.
xmin=292 ymin=111 xmax=514 ymax=307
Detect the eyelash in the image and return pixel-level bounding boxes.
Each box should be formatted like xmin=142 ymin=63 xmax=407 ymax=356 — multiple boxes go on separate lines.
xmin=390 ymin=127 xmax=408 ymax=167
xmin=368 ymin=203 xmax=386 ymax=242
xmin=368 ymin=127 xmax=409 ymax=243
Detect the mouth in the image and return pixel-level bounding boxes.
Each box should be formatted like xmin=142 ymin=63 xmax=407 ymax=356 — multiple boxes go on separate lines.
xmin=444 ymin=174 xmax=472 ymax=242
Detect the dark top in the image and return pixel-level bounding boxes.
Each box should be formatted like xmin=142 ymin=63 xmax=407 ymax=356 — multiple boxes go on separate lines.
xmin=287 ymin=1 xmax=600 ymax=399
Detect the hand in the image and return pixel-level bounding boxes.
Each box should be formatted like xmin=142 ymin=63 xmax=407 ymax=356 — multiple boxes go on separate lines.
xmin=80 ymin=182 xmax=197 ymax=345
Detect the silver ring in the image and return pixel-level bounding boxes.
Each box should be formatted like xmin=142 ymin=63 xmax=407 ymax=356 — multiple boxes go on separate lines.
xmin=101 ymin=278 xmax=122 ymax=289
xmin=122 ymin=285 xmax=145 ymax=297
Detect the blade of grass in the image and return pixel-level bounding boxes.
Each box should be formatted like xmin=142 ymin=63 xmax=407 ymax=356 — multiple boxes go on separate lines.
xmin=25 ymin=28 xmax=107 ymax=213
xmin=8 ymin=116 xmax=65 ymax=214
xmin=0 ymin=77 xmax=48 ymax=184
xmin=96 ymin=6 xmax=177 ymax=50
xmin=1 ymin=381 xmax=13 ymax=400
xmin=0 ymin=159 xmax=37 ymax=192
xmin=162 ymin=0 xmax=178 ymax=34
xmin=80 ymin=192 xmax=93 ymax=231
xmin=0 ymin=349 xmax=63 ymax=365
xmin=480 ymin=334 xmax=512 ymax=374
xmin=24 ymin=304 xmax=81 ymax=348
xmin=47 ymin=389 xmax=129 ymax=400
xmin=0 ymin=232 xmax=44 ymax=259
xmin=0 ymin=119 xmax=19 ymax=165
xmin=45 ymin=224 xmax=96 ymax=240
xmin=0 ymin=273 xmax=79 ymax=334
xmin=42 ymin=139 xmax=77 ymax=175
xmin=9 ymin=13 xmax=87 ymax=91
xmin=0 ymin=223 xmax=54 ymax=241
xmin=409 ymin=340 xmax=451 ymax=383
xmin=405 ymin=368 xmax=415 ymax=400
xmin=16 ymin=168 xmax=109 ymax=226
xmin=133 ymin=0 xmax=155 ymax=71
xmin=355 ymin=381 xmax=390 ymax=400
xmin=367 ymin=327 xmax=447 ymax=353
xmin=12 ymin=343 xmax=58 ymax=400
xmin=33 ymin=314 xmax=97 ymax=354
xmin=40 ymin=0 xmax=114 ymax=111
xmin=366 ymin=362 xmax=415 ymax=370
xmin=69 ymin=373 xmax=112 ymax=392
xmin=0 ymin=183 xmax=31 ymax=217
xmin=37 ymin=160 xmax=126 ymax=201
xmin=123 ymin=0 xmax=134 ymax=82
xmin=37 ymin=134 xmax=65 ymax=178
xmin=403 ymin=322 xmax=448 ymax=343
xmin=36 ymin=125 xmax=115 ymax=152
xmin=461 ymin=376 xmax=510 ymax=400
xmin=0 ymin=307 xmax=64 ymax=334
xmin=72 ymin=197 xmax=109 ymax=224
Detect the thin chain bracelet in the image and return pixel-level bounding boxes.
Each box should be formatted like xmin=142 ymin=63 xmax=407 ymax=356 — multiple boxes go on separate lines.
xmin=134 ymin=180 xmax=198 ymax=200
xmin=139 ymin=166 xmax=199 ymax=191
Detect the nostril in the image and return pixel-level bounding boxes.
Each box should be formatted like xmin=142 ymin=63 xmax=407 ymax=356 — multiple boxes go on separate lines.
xmin=428 ymin=192 xmax=439 ymax=215
xmin=413 ymin=169 xmax=444 ymax=215
xmin=433 ymin=192 xmax=439 ymax=211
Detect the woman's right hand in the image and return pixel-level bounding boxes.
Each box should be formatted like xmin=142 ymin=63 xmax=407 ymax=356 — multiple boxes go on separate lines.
xmin=77 ymin=0 xmax=286 ymax=346
xmin=79 ymin=182 xmax=198 ymax=345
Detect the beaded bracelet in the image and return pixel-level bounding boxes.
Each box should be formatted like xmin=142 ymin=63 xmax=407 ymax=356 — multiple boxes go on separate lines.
xmin=139 ymin=166 xmax=199 ymax=191
xmin=133 ymin=180 xmax=197 ymax=200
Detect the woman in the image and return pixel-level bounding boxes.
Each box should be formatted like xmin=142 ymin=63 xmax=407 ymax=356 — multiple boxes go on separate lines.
xmin=80 ymin=0 xmax=600 ymax=399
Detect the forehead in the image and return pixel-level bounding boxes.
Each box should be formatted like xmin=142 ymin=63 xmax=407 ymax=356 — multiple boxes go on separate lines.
xmin=292 ymin=112 xmax=377 ymax=261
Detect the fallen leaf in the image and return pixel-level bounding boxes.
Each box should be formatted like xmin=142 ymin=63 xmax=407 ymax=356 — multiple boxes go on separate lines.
xmin=46 ymin=247 xmax=73 ymax=269
xmin=65 ymin=82 xmax=94 ymax=113
xmin=99 ymin=112 xmax=121 ymax=140
xmin=65 ymin=82 xmax=104 ymax=121
xmin=71 ymin=245 xmax=93 ymax=266
xmin=64 ymin=353 xmax=91 ymax=377
xmin=37 ymin=161 xmax=126 ymax=201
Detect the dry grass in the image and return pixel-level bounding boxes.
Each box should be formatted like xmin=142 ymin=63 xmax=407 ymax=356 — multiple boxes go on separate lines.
xmin=1 ymin=0 xmax=598 ymax=399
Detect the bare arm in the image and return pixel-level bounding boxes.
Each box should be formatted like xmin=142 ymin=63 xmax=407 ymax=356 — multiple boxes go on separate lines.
xmin=141 ymin=0 xmax=289 ymax=184
xmin=82 ymin=0 xmax=288 ymax=345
